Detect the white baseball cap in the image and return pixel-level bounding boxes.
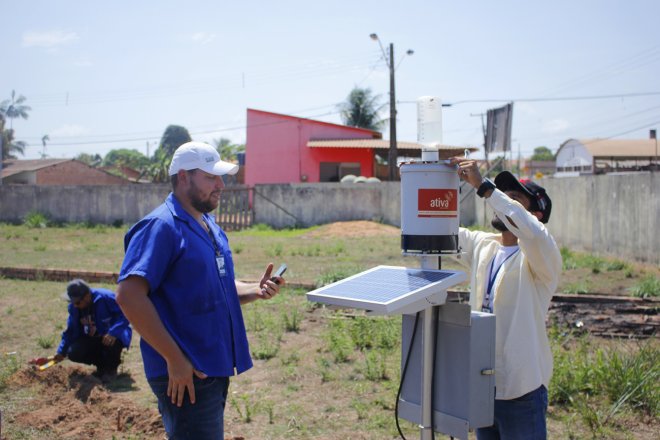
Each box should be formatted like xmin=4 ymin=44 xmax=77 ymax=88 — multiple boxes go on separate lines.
xmin=168 ymin=141 xmax=239 ymax=176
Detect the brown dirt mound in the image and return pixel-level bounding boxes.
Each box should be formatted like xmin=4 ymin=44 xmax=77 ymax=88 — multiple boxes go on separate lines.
xmin=304 ymin=220 xmax=399 ymax=238
xmin=8 ymin=366 xmax=164 ymax=439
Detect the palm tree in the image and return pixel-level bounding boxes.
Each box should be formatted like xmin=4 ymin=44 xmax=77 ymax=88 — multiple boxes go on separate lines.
xmin=0 ymin=90 xmax=32 ymax=129
xmin=213 ymin=137 xmax=245 ymax=162
xmin=41 ymin=135 xmax=50 ymax=158
xmin=338 ymin=87 xmax=385 ymax=131
xmin=1 ymin=119 xmax=27 ymax=160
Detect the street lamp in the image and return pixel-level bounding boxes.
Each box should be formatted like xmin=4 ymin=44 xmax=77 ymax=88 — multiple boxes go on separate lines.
xmin=370 ymin=33 xmax=414 ymax=181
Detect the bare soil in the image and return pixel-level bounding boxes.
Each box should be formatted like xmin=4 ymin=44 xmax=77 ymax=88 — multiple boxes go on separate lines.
xmin=5 ymin=366 xmax=164 ymax=440
xmin=303 ymin=220 xmax=400 ymax=238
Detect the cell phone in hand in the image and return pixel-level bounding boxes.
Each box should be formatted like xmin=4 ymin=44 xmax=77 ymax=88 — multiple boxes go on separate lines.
xmin=271 ymin=263 xmax=287 ymax=284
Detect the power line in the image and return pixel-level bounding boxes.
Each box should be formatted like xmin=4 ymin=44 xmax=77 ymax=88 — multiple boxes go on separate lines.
xmin=413 ymin=91 xmax=660 ymax=106
xmin=23 ymin=109 xmax=343 ymax=147
xmin=538 ymin=45 xmax=660 ymax=98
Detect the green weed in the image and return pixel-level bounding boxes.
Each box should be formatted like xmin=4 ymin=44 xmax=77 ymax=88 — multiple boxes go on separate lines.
xmin=251 ymin=333 xmax=280 ymax=360
xmin=317 ymin=357 xmax=334 ymax=382
xmin=0 ymin=354 xmax=20 ymax=391
xmin=267 ymin=243 xmax=283 ymax=257
xmin=282 ymin=308 xmax=301 ymax=332
xmin=629 ymin=275 xmax=660 ymax=298
xmin=230 ymin=393 xmax=257 ymax=423
xmin=37 ymin=334 xmax=56 ymax=349
xmin=326 ymin=318 xmax=353 ymax=363
xmin=562 ymin=281 xmax=591 ymax=295
xmin=351 ymin=398 xmax=370 ymax=420
xmin=364 ymin=350 xmax=389 ymax=381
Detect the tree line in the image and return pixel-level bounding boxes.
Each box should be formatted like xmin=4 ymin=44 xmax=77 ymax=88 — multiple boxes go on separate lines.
xmin=0 ymin=90 xmax=244 ymax=183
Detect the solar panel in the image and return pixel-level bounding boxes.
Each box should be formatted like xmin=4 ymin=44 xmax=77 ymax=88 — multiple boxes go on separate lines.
xmin=306 ymin=265 xmax=467 ymax=315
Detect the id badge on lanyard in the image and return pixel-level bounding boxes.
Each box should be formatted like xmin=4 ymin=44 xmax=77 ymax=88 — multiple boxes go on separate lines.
xmin=216 ymin=254 xmax=227 ymax=277
xmin=205 ymin=220 xmax=227 ymax=278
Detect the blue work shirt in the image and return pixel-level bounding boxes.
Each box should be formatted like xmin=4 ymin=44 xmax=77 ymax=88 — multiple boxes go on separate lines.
xmin=118 ymin=193 xmax=252 ymax=380
xmin=57 ymin=288 xmax=132 ymax=355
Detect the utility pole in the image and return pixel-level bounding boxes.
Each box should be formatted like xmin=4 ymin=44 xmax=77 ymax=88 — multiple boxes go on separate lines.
xmin=651 ymin=129 xmax=657 ymax=171
xmin=370 ymin=33 xmax=413 ymax=181
xmin=388 ymin=43 xmax=397 ymax=181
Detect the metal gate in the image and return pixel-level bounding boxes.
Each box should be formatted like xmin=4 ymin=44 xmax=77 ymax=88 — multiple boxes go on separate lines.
xmin=215 ymin=185 xmax=253 ymax=231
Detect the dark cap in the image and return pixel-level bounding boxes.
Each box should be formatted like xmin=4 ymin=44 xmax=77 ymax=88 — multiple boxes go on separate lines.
xmin=65 ymin=279 xmax=91 ymax=302
xmin=494 ymin=171 xmax=552 ymax=223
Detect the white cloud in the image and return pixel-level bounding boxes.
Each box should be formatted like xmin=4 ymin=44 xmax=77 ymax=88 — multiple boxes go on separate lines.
xmin=515 ymin=102 xmax=538 ymax=116
xmin=191 ymin=32 xmax=216 ymax=45
xmin=73 ymin=59 xmax=93 ymax=68
xmin=542 ymin=119 xmax=569 ymax=134
xmin=22 ymin=30 xmax=78 ymax=48
xmin=50 ymin=124 xmax=88 ymax=137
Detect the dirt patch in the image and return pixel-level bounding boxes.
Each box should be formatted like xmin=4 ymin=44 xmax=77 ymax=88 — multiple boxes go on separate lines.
xmin=303 ymin=220 xmax=399 ymax=238
xmin=7 ymin=367 xmax=164 ymax=439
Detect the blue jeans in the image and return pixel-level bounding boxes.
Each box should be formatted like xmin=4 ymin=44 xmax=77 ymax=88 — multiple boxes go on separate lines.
xmin=148 ymin=375 xmax=230 ymax=440
xmin=476 ymin=385 xmax=548 ymax=440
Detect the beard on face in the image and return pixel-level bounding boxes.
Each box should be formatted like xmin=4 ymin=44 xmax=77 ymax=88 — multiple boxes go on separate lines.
xmin=491 ymin=216 xmax=508 ymax=232
xmin=187 ymin=179 xmax=220 ymax=214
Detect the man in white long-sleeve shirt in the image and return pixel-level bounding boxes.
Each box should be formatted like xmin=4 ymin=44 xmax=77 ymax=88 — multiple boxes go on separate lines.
xmin=450 ymin=157 xmax=562 ymax=440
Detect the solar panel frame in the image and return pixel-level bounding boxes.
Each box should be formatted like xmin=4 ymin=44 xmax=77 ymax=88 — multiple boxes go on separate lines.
xmin=306 ymin=265 xmax=467 ymax=315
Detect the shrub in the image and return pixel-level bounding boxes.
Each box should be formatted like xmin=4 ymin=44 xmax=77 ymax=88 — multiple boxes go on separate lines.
xmin=23 ymin=211 xmax=50 ymax=228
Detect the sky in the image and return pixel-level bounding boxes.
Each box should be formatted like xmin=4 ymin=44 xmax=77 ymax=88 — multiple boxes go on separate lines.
xmin=2 ymin=0 xmax=660 ymax=161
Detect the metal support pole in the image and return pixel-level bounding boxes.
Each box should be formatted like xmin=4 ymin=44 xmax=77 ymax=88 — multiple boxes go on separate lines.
xmin=419 ymin=255 xmax=438 ymax=440
xmin=388 ymin=43 xmax=398 ymax=181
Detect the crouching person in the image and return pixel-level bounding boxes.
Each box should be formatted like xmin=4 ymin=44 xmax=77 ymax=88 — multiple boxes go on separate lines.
xmin=54 ymin=279 xmax=132 ymax=381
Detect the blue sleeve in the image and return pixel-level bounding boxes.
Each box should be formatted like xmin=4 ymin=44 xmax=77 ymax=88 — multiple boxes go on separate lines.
xmin=118 ymin=217 xmax=177 ymax=293
xmin=57 ymin=305 xmax=79 ymax=355
xmin=102 ymin=295 xmax=133 ymax=348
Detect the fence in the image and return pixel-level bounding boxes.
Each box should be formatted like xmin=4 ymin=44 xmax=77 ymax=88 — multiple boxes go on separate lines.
xmin=216 ymin=185 xmax=253 ymax=231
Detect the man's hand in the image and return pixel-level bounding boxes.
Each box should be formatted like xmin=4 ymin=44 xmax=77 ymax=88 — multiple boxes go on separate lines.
xmin=101 ymin=334 xmax=117 ymax=346
xmin=449 ymin=156 xmax=484 ymax=189
xmin=53 ymin=354 xmax=65 ymax=363
xmin=166 ymin=354 xmax=208 ymax=407
xmin=258 ymin=263 xmax=285 ymax=300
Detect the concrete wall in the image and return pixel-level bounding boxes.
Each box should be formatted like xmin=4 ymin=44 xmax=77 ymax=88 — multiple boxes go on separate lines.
xmin=253 ymin=182 xmax=400 ymax=228
xmin=0 ymin=184 xmax=170 ymax=224
xmin=1 ymin=173 xmax=656 ymax=264
xmin=252 ymin=182 xmax=477 ymax=229
xmin=475 ymin=173 xmax=659 ymax=264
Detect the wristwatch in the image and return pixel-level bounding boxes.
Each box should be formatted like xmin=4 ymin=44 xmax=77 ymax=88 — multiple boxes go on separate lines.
xmin=477 ymin=178 xmax=496 ymax=198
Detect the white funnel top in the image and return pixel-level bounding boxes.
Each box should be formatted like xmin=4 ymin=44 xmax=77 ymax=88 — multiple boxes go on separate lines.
xmin=417 ymin=96 xmax=443 ymax=145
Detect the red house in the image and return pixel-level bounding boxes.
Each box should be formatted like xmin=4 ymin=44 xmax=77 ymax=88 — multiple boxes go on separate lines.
xmin=245 ymin=109 xmax=383 ymax=185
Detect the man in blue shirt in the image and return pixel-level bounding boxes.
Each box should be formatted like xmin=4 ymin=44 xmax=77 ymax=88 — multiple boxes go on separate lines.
xmin=55 ymin=279 xmax=132 ymax=381
xmin=116 ymin=141 xmax=285 ymax=439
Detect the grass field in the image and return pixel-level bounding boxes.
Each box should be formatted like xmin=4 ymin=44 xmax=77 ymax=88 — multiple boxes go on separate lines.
xmin=0 ymin=221 xmax=658 ymax=439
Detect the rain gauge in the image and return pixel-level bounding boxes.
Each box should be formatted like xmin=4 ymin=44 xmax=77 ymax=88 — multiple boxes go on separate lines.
xmin=307 ymin=97 xmax=495 ymax=440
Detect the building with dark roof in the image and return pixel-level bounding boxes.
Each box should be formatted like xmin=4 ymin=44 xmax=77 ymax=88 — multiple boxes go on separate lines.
xmin=1 ymin=159 xmax=132 ymax=185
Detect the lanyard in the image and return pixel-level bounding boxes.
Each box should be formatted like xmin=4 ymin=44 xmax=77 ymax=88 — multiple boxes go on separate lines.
xmin=202 ymin=219 xmax=221 ymax=257
xmin=482 ymin=248 xmax=519 ymax=313
xmin=203 ymin=219 xmax=227 ymax=278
